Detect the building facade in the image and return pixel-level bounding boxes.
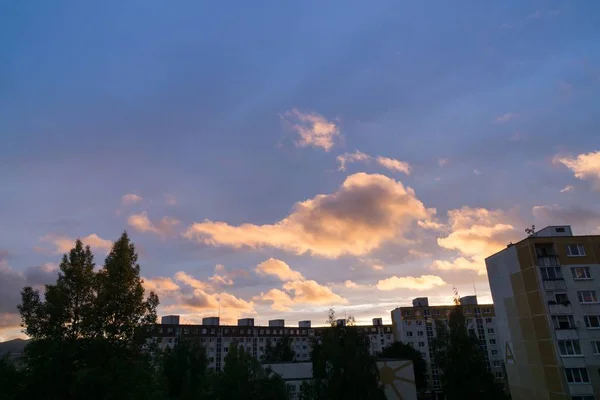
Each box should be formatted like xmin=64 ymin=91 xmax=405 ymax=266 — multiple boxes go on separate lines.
xmin=486 ymin=225 xmax=600 ymax=400
xmin=391 ymin=296 xmax=505 ymax=398
xmin=154 ymin=316 xmax=395 ymax=371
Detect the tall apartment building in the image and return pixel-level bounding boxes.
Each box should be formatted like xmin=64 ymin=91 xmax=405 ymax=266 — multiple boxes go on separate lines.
xmin=154 ymin=316 xmax=395 ymax=371
xmin=391 ymin=296 xmax=505 ymax=399
xmin=486 ymin=225 xmax=600 ymax=400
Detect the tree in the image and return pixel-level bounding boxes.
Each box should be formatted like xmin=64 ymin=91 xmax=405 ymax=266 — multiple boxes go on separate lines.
xmin=160 ymin=340 xmax=210 ymax=399
xmin=431 ymin=306 xmax=507 ymax=400
xmin=93 ymin=232 xmax=159 ymax=344
xmin=17 ymin=232 xmax=162 ymax=400
xmin=306 ymin=309 xmax=386 ymax=400
xmin=217 ymin=342 xmax=289 ymax=400
xmin=380 ymin=341 xmax=427 ymax=398
xmin=262 ymin=335 xmax=296 ymax=363
xmin=0 ymin=355 xmax=24 ymax=400
xmin=19 ymin=239 xmax=95 ymax=341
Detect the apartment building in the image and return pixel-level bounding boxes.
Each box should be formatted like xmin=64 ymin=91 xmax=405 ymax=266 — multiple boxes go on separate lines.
xmin=154 ymin=316 xmax=394 ymax=371
xmin=486 ymin=225 xmax=600 ymax=400
xmin=391 ymin=296 xmax=505 ymax=399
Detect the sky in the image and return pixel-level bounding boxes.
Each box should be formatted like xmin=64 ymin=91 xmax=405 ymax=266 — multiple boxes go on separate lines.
xmin=1 ymin=0 xmax=600 ymax=341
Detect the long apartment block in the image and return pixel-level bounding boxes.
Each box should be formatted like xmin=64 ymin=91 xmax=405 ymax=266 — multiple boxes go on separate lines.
xmin=486 ymin=225 xmax=600 ymax=400
xmin=155 ymin=316 xmax=395 ymax=371
xmin=391 ymin=296 xmax=505 ymax=398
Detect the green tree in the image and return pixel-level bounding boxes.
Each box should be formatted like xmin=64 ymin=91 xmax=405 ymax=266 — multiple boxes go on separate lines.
xmin=306 ymin=309 xmax=386 ymax=400
xmin=380 ymin=341 xmax=427 ymax=398
xmin=160 ymin=340 xmax=210 ymax=399
xmin=431 ymin=306 xmax=507 ymax=400
xmin=17 ymin=232 xmax=161 ymax=400
xmin=217 ymin=342 xmax=289 ymax=400
xmin=0 ymin=355 xmax=24 ymax=400
xmin=262 ymin=335 xmax=296 ymax=363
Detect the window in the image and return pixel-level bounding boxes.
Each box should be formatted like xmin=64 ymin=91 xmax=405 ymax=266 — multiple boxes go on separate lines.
xmin=489 ymin=339 xmax=496 ymax=345
xmin=403 ymin=320 xmax=412 ymax=326
xmin=578 ymin=291 xmax=598 ymax=304
xmin=488 ymin=328 xmax=495 ymax=334
xmin=406 ymin=331 xmax=413 ymax=337
xmin=565 ymin=368 xmax=589 ymax=383
xmin=493 ymin=360 xmax=502 ymax=367
xmin=592 ymin=341 xmax=600 ymax=354
xmin=465 ymin=308 xmax=472 ymax=315
xmin=417 ymin=331 xmax=424 ymax=337
xmin=567 ymin=244 xmax=586 ymax=257
xmin=572 ymin=267 xmax=592 ymax=280
xmin=485 ymin=317 xmax=493 ymax=323
xmin=540 ymin=267 xmax=563 ymax=280
xmin=418 ymin=341 xmax=425 ymax=348
xmin=416 ymin=320 xmax=423 ymax=326
xmin=433 ymin=309 xmax=440 ymax=316
xmin=558 ymin=340 xmax=582 ymax=356
xmin=554 ymin=293 xmax=569 ymax=304
xmin=403 ymin=310 xmax=412 ymax=317
xmin=423 ymin=309 xmax=431 ymax=316
xmin=494 ymin=372 xmax=503 ymax=379
xmin=552 ymin=315 xmax=575 ymax=329
xmin=491 ymin=350 xmax=498 ymax=356
xmin=584 ymin=316 xmax=600 ymax=329
xmin=556 ymin=227 xmax=566 ymax=233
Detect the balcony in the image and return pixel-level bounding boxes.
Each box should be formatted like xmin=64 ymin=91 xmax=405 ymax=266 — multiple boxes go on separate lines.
xmin=548 ymin=302 xmax=573 ymax=314
xmin=555 ymin=329 xmax=579 ymax=340
xmin=537 ymin=256 xmax=560 ymax=266
xmin=543 ymin=280 xmax=567 ymax=291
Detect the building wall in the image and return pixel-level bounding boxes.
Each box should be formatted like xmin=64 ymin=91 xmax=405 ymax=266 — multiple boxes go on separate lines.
xmin=390 ymin=299 xmax=505 ymax=393
xmin=155 ymin=323 xmax=394 ymax=371
xmin=486 ymin=229 xmax=600 ymax=400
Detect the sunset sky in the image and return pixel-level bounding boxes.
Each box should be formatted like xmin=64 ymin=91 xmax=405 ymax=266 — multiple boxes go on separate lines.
xmin=2 ymin=1 xmax=600 ymax=341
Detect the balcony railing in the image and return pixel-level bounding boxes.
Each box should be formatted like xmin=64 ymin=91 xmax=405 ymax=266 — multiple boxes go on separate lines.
xmin=548 ymin=302 xmax=573 ymax=314
xmin=543 ymin=280 xmax=567 ymax=291
xmin=537 ymin=256 xmax=560 ymax=266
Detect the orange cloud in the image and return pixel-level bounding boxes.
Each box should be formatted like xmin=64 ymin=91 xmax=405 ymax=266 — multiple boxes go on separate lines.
xmin=432 ymin=207 xmax=520 ymax=275
xmin=554 ymin=151 xmax=600 ymax=189
xmin=174 ymin=271 xmax=212 ymax=291
xmin=41 ymin=233 xmax=113 ymax=254
xmin=143 ymin=276 xmax=180 ymax=295
xmin=282 ymin=280 xmax=347 ymax=305
xmin=376 ymin=275 xmax=447 ymax=291
xmin=336 ymin=151 xmax=411 ymax=174
xmin=255 ymin=258 xmax=304 ymax=281
xmin=375 ymin=156 xmax=411 ymax=174
xmin=283 ymin=108 xmax=340 ymax=151
xmin=128 ymin=212 xmax=180 ymax=236
xmin=184 ymin=173 xmax=434 ymax=258
xmin=121 ymin=193 xmax=142 ymax=205
xmin=255 ymin=289 xmax=294 ymax=311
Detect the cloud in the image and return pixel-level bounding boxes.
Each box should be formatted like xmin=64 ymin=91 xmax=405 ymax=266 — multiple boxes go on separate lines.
xmin=560 ymin=185 xmax=574 ymax=193
xmin=375 ymin=156 xmax=411 ymax=174
xmin=473 ymin=169 xmax=482 ymax=175
xmin=121 ymin=193 xmax=142 ymax=205
xmin=283 ymin=280 xmax=347 ymax=305
xmin=165 ymin=194 xmax=177 ymax=205
xmin=337 ymin=151 xmax=370 ymax=171
xmin=0 ymin=261 xmax=60 ymax=329
xmin=257 ymin=289 xmax=294 ymax=311
xmin=174 ymin=271 xmax=212 ymax=291
xmin=554 ymin=151 xmax=600 ymax=189
xmin=143 ymin=276 xmax=181 ymax=295
xmin=184 ymin=173 xmax=434 ymax=258
xmin=495 ymin=113 xmax=518 ymax=123
xmin=438 ymin=158 xmax=448 ymax=167
xmin=128 ymin=212 xmax=180 ymax=236
xmin=376 ymin=275 xmax=447 ymax=291
xmin=432 ymin=207 xmax=521 ymax=275
xmin=283 ymin=108 xmax=340 ymax=151
xmin=344 ymin=280 xmax=359 ymax=289
xmin=336 ymin=151 xmax=411 ymax=174
xmin=255 ymin=258 xmax=304 ymax=281
xmin=532 ymin=205 xmax=600 ymax=233
xmin=41 ymin=233 xmax=113 ymax=254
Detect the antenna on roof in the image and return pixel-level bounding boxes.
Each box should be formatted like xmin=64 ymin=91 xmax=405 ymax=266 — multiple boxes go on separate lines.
xmin=472 ymin=272 xmax=477 ymax=298
xmin=525 ymin=225 xmax=536 ymax=236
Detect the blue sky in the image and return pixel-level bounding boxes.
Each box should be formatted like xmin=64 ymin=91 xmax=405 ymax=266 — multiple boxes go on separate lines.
xmin=1 ymin=0 xmax=600 ymax=340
